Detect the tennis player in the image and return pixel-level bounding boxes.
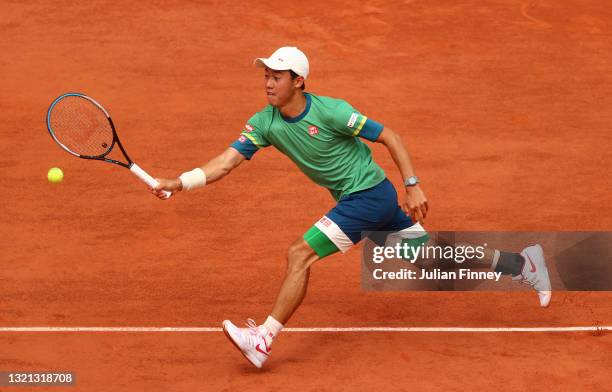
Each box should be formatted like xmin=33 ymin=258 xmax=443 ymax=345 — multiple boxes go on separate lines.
xmin=152 ymin=47 xmax=551 ymax=368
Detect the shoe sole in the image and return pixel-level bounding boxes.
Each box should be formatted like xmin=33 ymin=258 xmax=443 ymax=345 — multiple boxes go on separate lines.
xmin=222 ymin=322 xmax=263 ymax=368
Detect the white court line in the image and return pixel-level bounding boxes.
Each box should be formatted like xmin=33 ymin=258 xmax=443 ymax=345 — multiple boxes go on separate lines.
xmin=0 ymin=326 xmax=610 ymax=333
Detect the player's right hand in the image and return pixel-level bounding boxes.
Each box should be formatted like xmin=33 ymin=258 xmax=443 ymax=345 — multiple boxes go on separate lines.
xmin=402 ymin=185 xmax=429 ymax=224
xmin=151 ymin=178 xmax=182 ymax=200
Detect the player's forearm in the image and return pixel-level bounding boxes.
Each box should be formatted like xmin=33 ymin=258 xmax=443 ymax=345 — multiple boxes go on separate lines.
xmin=154 ymin=155 xmax=234 ymax=194
xmin=199 ymin=154 xmax=234 ymax=184
xmin=175 ymin=148 xmax=244 ymax=191
xmin=378 ymin=129 xmax=416 ymax=181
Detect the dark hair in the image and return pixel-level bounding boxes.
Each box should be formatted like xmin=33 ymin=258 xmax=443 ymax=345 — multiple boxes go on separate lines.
xmin=289 ymin=70 xmax=306 ymax=90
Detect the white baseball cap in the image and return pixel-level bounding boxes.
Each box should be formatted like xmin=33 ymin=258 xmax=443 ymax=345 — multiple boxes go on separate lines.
xmin=254 ymin=47 xmax=310 ymax=80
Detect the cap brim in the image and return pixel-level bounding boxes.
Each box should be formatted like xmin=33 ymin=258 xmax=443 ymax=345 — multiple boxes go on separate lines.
xmin=254 ymin=57 xmax=292 ymax=71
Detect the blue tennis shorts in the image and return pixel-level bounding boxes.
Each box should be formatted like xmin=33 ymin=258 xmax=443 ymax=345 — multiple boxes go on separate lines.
xmin=304 ymin=178 xmax=425 ymax=258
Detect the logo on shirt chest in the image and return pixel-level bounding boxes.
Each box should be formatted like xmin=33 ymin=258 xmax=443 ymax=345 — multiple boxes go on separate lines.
xmin=308 ymin=126 xmax=319 ymax=137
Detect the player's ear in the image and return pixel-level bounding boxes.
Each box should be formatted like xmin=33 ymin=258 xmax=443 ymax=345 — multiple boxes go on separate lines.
xmin=294 ymin=76 xmax=304 ymax=89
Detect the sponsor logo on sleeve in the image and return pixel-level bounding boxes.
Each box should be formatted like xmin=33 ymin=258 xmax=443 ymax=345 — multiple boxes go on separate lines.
xmin=308 ymin=126 xmax=319 ymax=136
xmin=238 ymin=135 xmax=247 ymax=143
xmin=347 ymin=113 xmax=359 ymax=128
xmin=244 ymin=124 xmax=254 ymax=132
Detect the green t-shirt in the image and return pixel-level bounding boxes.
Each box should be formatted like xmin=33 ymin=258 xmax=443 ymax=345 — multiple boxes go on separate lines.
xmin=230 ymin=93 xmax=386 ymax=200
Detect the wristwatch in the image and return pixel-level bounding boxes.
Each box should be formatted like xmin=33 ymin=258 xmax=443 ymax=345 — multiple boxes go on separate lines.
xmin=404 ymin=175 xmax=420 ymax=187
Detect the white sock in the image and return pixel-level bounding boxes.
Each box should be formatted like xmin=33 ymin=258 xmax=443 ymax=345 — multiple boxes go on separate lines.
xmin=263 ymin=316 xmax=284 ymax=341
xmin=491 ymin=249 xmax=500 ymax=270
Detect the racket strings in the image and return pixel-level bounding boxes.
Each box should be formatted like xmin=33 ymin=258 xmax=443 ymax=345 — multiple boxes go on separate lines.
xmin=49 ymin=96 xmax=114 ymax=157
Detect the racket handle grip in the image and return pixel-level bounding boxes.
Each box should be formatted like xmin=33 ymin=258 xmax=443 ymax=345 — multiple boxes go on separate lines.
xmin=130 ymin=163 xmax=172 ymax=199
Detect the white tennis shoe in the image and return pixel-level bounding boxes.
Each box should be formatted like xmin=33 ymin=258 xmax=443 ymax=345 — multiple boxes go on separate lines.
xmin=222 ymin=319 xmax=272 ymax=368
xmin=513 ymin=244 xmax=552 ymax=307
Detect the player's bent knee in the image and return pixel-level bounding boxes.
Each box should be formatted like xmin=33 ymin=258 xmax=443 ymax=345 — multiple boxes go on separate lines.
xmin=286 ymin=239 xmax=318 ymax=274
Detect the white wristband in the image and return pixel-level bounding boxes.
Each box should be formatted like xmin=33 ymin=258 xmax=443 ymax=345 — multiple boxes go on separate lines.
xmin=179 ymin=168 xmax=206 ymax=191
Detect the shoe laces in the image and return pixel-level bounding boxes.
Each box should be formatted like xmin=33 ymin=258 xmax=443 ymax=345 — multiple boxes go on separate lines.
xmin=245 ymin=318 xmax=259 ymax=334
xmin=245 ymin=318 xmax=271 ymax=347
xmin=240 ymin=318 xmax=266 ymax=348
xmin=514 ymin=272 xmax=538 ymax=287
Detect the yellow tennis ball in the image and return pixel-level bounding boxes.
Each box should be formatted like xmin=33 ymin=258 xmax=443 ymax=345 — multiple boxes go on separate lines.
xmin=47 ymin=167 xmax=64 ymax=183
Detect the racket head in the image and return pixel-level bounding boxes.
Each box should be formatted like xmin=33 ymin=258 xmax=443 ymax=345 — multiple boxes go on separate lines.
xmin=46 ymin=93 xmax=116 ymax=159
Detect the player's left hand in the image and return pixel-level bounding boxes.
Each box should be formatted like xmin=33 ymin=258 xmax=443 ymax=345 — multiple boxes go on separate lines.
xmin=402 ymin=185 xmax=428 ymax=223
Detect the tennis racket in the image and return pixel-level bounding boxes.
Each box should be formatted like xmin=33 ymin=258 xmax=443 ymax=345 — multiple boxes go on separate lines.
xmin=46 ymin=93 xmax=171 ymax=198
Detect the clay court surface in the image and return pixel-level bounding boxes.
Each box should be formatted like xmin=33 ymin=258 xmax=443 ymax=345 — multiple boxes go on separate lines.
xmin=1 ymin=0 xmax=611 ymax=390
